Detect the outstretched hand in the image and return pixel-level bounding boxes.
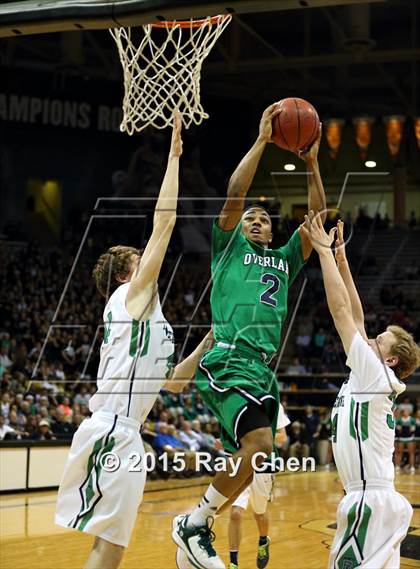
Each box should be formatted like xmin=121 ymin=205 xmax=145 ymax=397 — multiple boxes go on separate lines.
xmin=301 ymin=210 xmax=336 ymax=254
xmin=258 ymin=102 xmax=282 ymax=143
xmin=334 ymin=220 xmax=347 ymax=264
xmin=297 ymin=123 xmax=322 ymax=162
xmin=170 ymin=111 xmax=183 ymax=157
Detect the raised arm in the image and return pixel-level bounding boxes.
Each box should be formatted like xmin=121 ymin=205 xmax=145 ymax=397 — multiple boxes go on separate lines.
xmin=218 ymin=103 xmax=281 ymax=231
xmin=297 ymin=126 xmax=327 ymax=260
xmin=334 ymin=220 xmax=368 ymax=340
xmin=164 ymin=331 xmax=213 ymax=393
xmin=301 ymin=212 xmax=357 ymax=354
xmin=126 ymin=114 xmax=182 ymax=320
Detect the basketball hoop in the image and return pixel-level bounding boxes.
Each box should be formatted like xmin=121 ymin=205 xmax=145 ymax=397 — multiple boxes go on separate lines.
xmin=110 ymin=15 xmax=231 ymax=135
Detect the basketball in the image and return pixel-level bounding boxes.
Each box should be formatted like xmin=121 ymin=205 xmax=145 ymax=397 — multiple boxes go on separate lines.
xmin=272 ymin=98 xmax=320 ymax=153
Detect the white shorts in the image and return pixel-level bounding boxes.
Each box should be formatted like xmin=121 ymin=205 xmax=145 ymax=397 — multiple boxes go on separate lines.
xmin=232 ymin=473 xmax=274 ymax=515
xmin=55 ymin=411 xmax=146 ymax=547
xmin=329 ymin=482 xmax=413 ymax=569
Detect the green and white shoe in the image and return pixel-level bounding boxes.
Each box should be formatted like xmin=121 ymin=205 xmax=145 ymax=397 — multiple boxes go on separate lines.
xmin=172 ymin=514 xmax=225 ymax=569
xmin=176 ymin=546 xmax=201 ymax=569
xmin=256 ymin=537 xmax=271 ymax=569
xmin=228 ymin=564 xmax=239 ymax=569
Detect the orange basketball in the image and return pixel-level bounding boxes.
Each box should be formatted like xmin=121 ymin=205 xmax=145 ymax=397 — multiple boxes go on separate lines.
xmin=272 ymin=98 xmax=320 ymax=153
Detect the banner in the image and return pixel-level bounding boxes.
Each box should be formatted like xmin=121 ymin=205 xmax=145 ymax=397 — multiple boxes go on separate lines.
xmin=0 ymin=93 xmax=123 ymax=132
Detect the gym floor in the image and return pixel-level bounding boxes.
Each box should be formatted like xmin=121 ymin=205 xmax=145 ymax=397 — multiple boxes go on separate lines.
xmin=1 ymin=471 xmax=419 ymax=569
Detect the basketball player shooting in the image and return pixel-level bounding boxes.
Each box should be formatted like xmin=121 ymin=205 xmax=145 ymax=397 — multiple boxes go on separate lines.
xmin=54 ymin=114 xmax=213 ymax=569
xmin=301 ymin=212 xmax=419 ymax=569
xmin=173 ymin=103 xmax=326 ymax=569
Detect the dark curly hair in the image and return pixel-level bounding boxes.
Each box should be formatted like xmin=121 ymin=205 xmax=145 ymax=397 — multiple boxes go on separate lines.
xmin=92 ymin=245 xmax=141 ymax=298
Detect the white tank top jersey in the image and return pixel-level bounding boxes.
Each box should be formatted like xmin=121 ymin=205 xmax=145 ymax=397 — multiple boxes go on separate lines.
xmin=89 ymin=282 xmax=175 ymax=425
xmin=331 ymin=332 xmax=406 ymax=489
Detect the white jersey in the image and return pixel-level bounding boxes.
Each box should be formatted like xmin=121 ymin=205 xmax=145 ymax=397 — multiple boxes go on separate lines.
xmin=89 ymin=283 xmax=174 ymax=424
xmin=332 ymin=332 xmax=406 ymax=489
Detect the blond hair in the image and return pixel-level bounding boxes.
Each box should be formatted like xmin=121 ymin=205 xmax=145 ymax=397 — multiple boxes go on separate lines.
xmin=387 ymin=325 xmax=420 ymax=379
xmin=92 ymin=245 xmax=140 ymax=298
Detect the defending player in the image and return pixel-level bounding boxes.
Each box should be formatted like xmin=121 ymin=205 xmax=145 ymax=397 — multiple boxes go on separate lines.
xmin=301 ymin=214 xmax=419 ymax=569
xmin=228 ymin=403 xmax=290 ymax=569
xmin=173 ymin=103 xmax=326 ymax=569
xmin=55 ymin=115 xmax=212 ymax=569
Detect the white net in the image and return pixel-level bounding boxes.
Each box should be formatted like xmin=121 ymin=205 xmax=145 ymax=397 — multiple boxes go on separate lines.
xmin=110 ymin=15 xmax=231 ymax=135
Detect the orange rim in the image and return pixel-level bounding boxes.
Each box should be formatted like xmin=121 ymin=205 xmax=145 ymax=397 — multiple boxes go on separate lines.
xmin=150 ymin=15 xmax=230 ymax=29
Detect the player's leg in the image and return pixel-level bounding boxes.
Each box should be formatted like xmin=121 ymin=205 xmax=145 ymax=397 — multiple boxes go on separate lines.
xmin=328 ymin=492 xmax=360 ymax=569
xmin=407 ymin=441 xmax=415 ymax=474
xmin=228 ymin=506 xmax=245 ymax=568
xmin=250 ymin=475 xmax=272 ymax=569
xmin=173 ymin=414 xmax=273 ymax=568
xmin=56 ymin=414 xmax=146 ymax=567
xmin=210 ymin=424 xmax=273 ymax=505
xmin=358 ymin=490 xmax=413 ymax=568
xmin=394 ymin=441 xmax=403 ymax=471
xmin=187 ymin=416 xmax=273 ymax=526
xmin=172 ymin=354 xmax=278 ymax=569
xmin=253 ymin=512 xmax=270 ymax=569
xmin=84 ymin=537 xmax=124 ymax=569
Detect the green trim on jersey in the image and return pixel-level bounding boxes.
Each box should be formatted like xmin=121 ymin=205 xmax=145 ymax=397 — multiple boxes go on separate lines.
xmin=129 ymin=320 xmax=140 ymax=357
xmin=360 ymin=402 xmax=369 ymax=441
xmin=349 ymin=398 xmax=369 ymax=441
xmin=386 ymin=414 xmax=395 ymax=429
xmin=210 ymin=220 xmax=305 ymax=356
xmin=357 ymin=503 xmax=372 ymax=551
xmin=140 ymin=321 xmax=151 ymax=357
xmin=103 ymin=311 xmax=112 ymax=344
xmin=342 ymin=502 xmax=357 ymax=543
xmin=336 ymin=502 xmax=372 ymax=569
xmin=71 ymin=433 xmax=116 ymax=531
xmin=349 ymin=398 xmax=356 ymax=440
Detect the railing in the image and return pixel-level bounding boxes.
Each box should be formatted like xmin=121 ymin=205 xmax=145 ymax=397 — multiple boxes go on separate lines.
xmin=0 ymin=440 xmax=71 ymax=493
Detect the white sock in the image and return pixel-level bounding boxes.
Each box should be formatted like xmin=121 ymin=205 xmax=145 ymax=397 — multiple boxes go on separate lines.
xmin=187 ymin=485 xmax=228 ymax=528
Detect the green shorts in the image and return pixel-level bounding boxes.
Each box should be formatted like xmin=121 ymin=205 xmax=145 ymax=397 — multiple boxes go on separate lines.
xmin=195 ymin=343 xmax=279 ymax=455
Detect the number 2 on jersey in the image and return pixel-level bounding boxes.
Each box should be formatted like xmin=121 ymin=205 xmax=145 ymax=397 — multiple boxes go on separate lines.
xmin=260 ymin=273 xmax=280 ymax=307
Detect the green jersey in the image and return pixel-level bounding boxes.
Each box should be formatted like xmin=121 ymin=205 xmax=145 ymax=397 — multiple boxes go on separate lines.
xmin=211 ymin=219 xmax=305 ymax=356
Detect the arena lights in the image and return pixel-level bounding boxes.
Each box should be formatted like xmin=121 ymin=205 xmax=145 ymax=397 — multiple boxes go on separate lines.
xmin=284 ymin=164 xmax=296 ymax=171
xmin=324 ymin=118 xmax=344 ymax=159
xmin=353 ymin=116 xmax=373 ymax=161
xmin=414 ymin=117 xmax=420 ymax=149
xmin=383 ymin=115 xmax=405 ymax=157
xmin=365 ymin=160 xmax=377 ymax=168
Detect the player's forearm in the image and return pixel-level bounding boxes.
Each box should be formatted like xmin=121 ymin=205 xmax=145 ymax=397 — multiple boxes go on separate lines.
xmin=306 ymin=158 xmax=326 ymax=222
xmin=154 ymin=155 xmax=179 ymax=226
xmin=227 ymin=137 xmax=267 ymax=199
xmin=337 ymin=258 xmax=365 ymax=325
xmin=168 ymin=333 xmax=212 ymax=392
xmin=318 ymin=250 xmax=352 ymax=320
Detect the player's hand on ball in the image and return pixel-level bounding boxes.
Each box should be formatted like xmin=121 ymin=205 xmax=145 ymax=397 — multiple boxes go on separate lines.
xmin=301 ymin=210 xmax=336 ymax=254
xmin=334 ymin=220 xmax=347 ymax=265
xmin=258 ymin=102 xmax=281 ymax=143
xmin=298 ymin=123 xmax=322 ymax=162
xmin=170 ymin=111 xmax=183 ymax=157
